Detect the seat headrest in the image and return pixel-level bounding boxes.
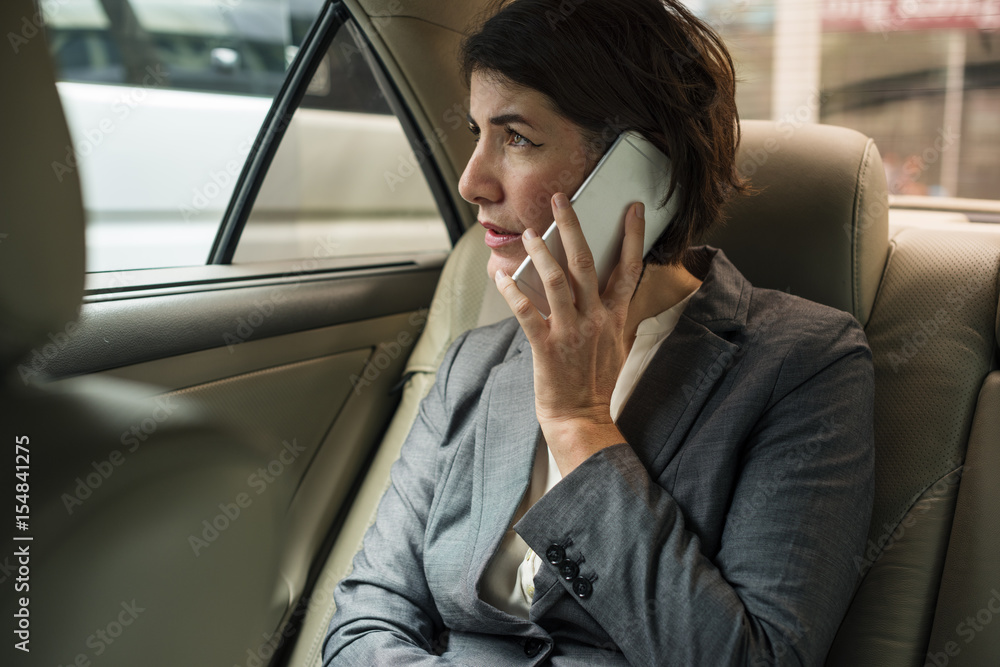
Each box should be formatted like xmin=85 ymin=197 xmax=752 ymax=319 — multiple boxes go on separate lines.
xmin=0 ymin=0 xmax=86 ymax=374
xmin=705 ymin=120 xmax=889 ymax=326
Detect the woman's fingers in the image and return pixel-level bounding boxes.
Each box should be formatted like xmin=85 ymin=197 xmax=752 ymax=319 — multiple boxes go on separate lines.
xmin=550 ymin=193 xmax=600 ymax=309
xmin=494 ymin=269 xmax=548 ymax=341
xmin=521 ymin=221 xmax=577 ymax=319
xmin=499 ymin=193 xmax=642 ymax=329
xmin=603 ymin=202 xmax=646 ymax=313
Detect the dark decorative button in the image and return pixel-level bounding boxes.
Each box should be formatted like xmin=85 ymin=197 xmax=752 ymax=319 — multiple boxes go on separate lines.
xmin=545 ymin=544 xmax=565 ymax=565
xmin=558 ymin=559 xmax=579 ymax=580
xmin=572 ymin=576 xmax=593 ymax=599
xmin=523 ymin=637 xmax=544 ymax=658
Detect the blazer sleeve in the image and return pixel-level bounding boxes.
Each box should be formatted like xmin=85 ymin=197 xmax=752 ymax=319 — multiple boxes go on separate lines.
xmin=514 ymin=313 xmax=875 ymax=666
xmin=322 ymin=331 xmax=472 ymax=666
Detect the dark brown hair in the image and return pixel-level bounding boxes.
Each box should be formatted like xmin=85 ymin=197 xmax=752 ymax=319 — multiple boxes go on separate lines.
xmin=461 ymin=0 xmax=749 ymax=265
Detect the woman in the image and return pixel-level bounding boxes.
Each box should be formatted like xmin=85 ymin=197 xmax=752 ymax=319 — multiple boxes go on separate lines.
xmin=324 ymin=1 xmax=874 ymax=664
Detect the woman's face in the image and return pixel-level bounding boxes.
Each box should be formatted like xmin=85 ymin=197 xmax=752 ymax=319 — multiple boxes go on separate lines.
xmin=459 ymin=71 xmax=595 ymax=278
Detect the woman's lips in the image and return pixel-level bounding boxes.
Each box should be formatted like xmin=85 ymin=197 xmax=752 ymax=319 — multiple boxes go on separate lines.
xmin=481 ymin=221 xmax=522 ymax=249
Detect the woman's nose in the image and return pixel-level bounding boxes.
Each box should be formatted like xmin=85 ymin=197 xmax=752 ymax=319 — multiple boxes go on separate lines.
xmin=459 ymin=144 xmax=501 ymax=205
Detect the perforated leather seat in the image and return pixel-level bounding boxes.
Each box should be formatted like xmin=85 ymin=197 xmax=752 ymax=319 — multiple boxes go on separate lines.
xmin=826 ymin=227 xmax=1000 ymax=666
xmin=289 ymin=120 xmax=1000 ymax=666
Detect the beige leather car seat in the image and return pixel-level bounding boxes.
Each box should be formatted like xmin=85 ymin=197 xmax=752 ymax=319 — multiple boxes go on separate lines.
xmin=0 ymin=2 xmax=285 ymax=664
xmin=290 ymin=119 xmax=1000 ymax=667
xmin=827 ymin=226 xmax=1000 ymax=666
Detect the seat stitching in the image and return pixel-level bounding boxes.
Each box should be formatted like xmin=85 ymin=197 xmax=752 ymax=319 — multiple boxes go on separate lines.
xmin=852 ymin=140 xmax=873 ymax=320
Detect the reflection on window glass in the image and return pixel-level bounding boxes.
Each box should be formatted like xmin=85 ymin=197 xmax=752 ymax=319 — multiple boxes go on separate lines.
xmin=694 ymin=0 xmax=1000 ymax=202
xmin=233 ymin=21 xmax=450 ymax=265
xmin=43 ymin=0 xmax=327 ymax=272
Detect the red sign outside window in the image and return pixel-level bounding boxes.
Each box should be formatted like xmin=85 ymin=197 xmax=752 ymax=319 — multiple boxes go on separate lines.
xmin=823 ymin=0 xmax=1000 ymax=31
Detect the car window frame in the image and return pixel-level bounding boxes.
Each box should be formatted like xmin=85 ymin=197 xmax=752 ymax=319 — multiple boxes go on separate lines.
xmin=84 ymin=0 xmax=463 ymax=297
xmin=210 ymin=0 xmax=464 ymax=265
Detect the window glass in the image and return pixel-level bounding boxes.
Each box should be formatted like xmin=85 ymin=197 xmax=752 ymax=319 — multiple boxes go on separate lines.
xmin=43 ymin=0 xmax=326 ymax=272
xmin=232 ymin=21 xmax=450 ymax=264
xmin=692 ymin=0 xmax=1000 ymax=206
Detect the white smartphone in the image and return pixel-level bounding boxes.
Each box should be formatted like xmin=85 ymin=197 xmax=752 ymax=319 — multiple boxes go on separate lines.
xmin=511 ymin=131 xmax=677 ymax=317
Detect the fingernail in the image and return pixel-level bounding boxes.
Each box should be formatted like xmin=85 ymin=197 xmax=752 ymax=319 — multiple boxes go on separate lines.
xmin=553 ymin=193 xmax=569 ymax=209
xmin=523 ymin=227 xmax=538 ymax=241
xmin=495 ymin=269 xmax=506 ymax=281
xmin=636 ymin=202 xmax=645 ymax=219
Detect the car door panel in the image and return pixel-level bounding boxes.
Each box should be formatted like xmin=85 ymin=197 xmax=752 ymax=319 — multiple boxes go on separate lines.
xmin=41 ymin=264 xmax=442 ymax=379
xmin=44 ymin=262 xmax=441 ymax=615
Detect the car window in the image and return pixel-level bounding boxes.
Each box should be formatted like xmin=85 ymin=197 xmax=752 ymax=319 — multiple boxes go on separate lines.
xmin=691 ymin=0 xmax=999 ymax=214
xmin=232 ymin=21 xmax=450 ymax=264
xmin=42 ymin=0 xmax=326 ymax=272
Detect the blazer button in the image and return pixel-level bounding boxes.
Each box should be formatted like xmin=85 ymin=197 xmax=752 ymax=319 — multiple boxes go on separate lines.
xmin=558 ymin=559 xmax=579 ymax=580
xmin=545 ymin=544 xmax=565 ymax=565
xmin=572 ymin=576 xmax=593 ymax=599
xmin=523 ymin=637 xmax=544 ymax=658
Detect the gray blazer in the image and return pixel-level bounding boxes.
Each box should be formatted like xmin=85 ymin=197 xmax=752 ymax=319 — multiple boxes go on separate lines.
xmin=324 ymin=247 xmax=875 ymax=666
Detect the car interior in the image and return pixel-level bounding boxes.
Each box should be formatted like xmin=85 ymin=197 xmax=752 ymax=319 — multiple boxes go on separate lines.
xmin=2 ymin=0 xmax=998 ymax=666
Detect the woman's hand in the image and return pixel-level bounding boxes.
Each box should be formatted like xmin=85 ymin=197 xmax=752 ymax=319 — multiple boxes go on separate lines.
xmin=495 ymin=192 xmax=646 ymax=476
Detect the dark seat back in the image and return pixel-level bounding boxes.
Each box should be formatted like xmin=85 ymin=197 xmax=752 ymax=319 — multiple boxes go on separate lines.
xmin=0 ymin=2 xmax=285 ymax=664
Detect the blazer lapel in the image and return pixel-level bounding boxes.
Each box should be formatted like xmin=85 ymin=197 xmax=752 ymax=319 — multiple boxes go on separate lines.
xmin=617 ymin=317 xmax=739 ymax=477
xmin=617 ymin=246 xmax=751 ymax=478
xmin=466 ymin=334 xmax=541 ymax=614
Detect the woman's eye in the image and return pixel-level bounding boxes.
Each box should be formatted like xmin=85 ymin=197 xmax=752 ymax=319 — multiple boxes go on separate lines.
xmin=509 ymin=131 xmax=531 ymax=147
